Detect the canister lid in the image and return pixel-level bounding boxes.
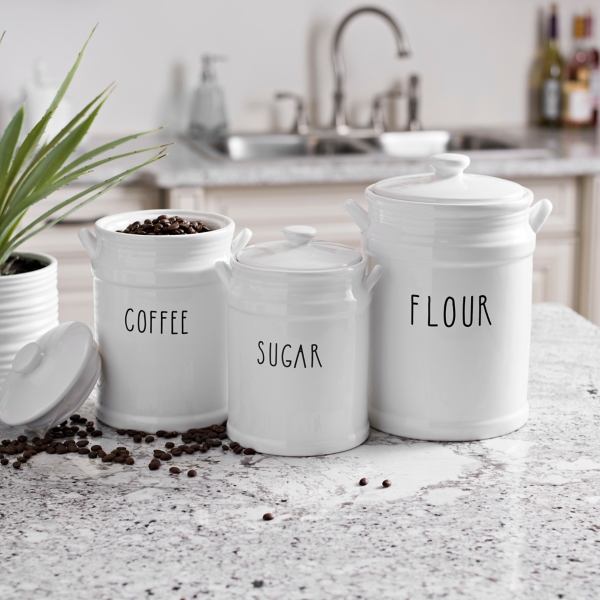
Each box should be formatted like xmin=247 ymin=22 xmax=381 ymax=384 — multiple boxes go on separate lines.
xmin=236 ymin=226 xmax=362 ymax=272
xmin=370 ymin=153 xmax=526 ymax=204
xmin=0 ymin=322 xmax=101 ymax=435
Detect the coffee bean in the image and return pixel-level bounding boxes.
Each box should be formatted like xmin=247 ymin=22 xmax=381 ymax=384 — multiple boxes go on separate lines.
xmin=171 ymin=449 xmax=182 ymax=457
xmin=89 ymin=452 xmax=98 ymax=459
xmin=70 ymin=414 xmax=80 ymax=421
xmin=165 ymin=442 xmax=175 ymax=449
xmin=243 ymin=448 xmax=256 ymax=455
xmin=262 ymin=513 xmax=274 ymax=521
xmin=382 ymin=479 xmax=391 ymax=488
xmin=12 ymin=461 xmax=21 ymax=469
xmin=56 ymin=446 xmax=67 ymax=455
xmin=148 ymin=462 xmax=159 ymax=470
xmin=218 ymin=433 xmax=228 ymax=440
xmin=222 ymin=445 xmax=229 ymax=451
xmin=117 ymin=429 xmax=126 ymax=435
xmin=156 ymin=430 xmax=167 ymax=437
xmin=359 ymin=478 xmax=368 ymax=486
xmin=145 ymin=436 xmax=155 ymax=443
xmin=77 ymin=431 xmax=88 ymax=438
xmin=76 ymin=440 xmax=89 ymax=447
xmin=102 ymin=454 xmax=115 ymax=463
xmin=78 ymin=448 xmax=90 ymax=455
xmin=169 ymin=467 xmax=181 ymax=474
xmin=161 ymin=453 xmax=172 ymax=461
xmin=0 ymin=459 xmax=8 ymax=466
xmin=91 ymin=430 xmax=103 ymax=437
xmin=187 ymin=470 xmax=197 ymax=477
xmin=46 ymin=447 xmax=56 ymax=455
xmin=114 ymin=456 xmax=125 ymax=463
xmin=138 ymin=431 xmax=147 ymax=437
xmin=230 ymin=442 xmax=240 ymax=449
xmin=125 ymin=457 xmax=135 ymax=465
xmin=126 ymin=430 xmax=137 ymax=437
xmin=233 ymin=446 xmax=243 ymax=454
xmin=97 ymin=450 xmax=107 ymax=458
xmin=91 ymin=445 xmax=102 ymax=451
xmin=17 ymin=435 xmax=27 ymax=443
xmin=133 ymin=435 xmax=142 ymax=443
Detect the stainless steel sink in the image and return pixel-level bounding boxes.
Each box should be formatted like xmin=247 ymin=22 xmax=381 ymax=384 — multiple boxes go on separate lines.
xmin=187 ymin=133 xmax=370 ymax=161
xmin=186 ymin=130 xmax=551 ymax=162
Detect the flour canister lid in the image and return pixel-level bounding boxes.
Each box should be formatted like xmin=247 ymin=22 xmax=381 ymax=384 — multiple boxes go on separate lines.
xmin=236 ymin=226 xmax=362 ymax=272
xmin=369 ymin=153 xmax=527 ymax=205
xmin=0 ymin=322 xmax=101 ymax=434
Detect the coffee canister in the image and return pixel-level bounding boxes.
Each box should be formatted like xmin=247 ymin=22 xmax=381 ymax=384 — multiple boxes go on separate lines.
xmin=344 ymin=153 xmax=553 ymax=441
xmin=78 ymin=210 xmax=251 ymax=431
xmin=215 ymin=225 xmax=383 ymax=456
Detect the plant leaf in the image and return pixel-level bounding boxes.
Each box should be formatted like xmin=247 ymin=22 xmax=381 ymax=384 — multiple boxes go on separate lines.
xmin=0 ymin=105 xmax=24 ymax=204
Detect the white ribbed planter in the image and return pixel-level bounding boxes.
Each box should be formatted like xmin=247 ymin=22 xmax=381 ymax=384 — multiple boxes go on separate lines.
xmin=0 ymin=252 xmax=59 ymax=385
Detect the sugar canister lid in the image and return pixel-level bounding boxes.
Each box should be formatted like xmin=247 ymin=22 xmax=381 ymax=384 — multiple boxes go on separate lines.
xmin=369 ymin=153 xmax=527 ymax=205
xmin=236 ymin=226 xmax=362 ymax=272
xmin=0 ymin=322 xmax=101 ymax=435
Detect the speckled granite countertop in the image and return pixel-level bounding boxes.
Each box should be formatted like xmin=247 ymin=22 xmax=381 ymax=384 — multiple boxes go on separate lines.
xmin=0 ymin=303 xmax=599 ymax=599
xmin=148 ymin=127 xmax=600 ymax=188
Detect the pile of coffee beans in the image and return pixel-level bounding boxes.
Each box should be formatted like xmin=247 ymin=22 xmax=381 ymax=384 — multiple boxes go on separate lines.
xmin=0 ymin=415 xmax=117 ymax=470
xmin=117 ymin=215 xmax=211 ymax=236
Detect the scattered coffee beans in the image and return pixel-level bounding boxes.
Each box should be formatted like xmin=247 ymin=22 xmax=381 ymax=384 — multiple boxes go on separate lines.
xmin=263 ymin=513 xmax=274 ymax=521
xmin=118 ymin=215 xmax=211 ymax=236
xmin=359 ymin=478 xmax=368 ymax=486
xmin=382 ymin=479 xmax=391 ymax=488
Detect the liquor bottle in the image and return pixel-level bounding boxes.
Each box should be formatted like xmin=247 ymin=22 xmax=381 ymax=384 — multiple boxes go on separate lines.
xmin=586 ymin=10 xmax=600 ymax=125
xmin=563 ymin=15 xmax=592 ymax=127
xmin=540 ymin=5 xmax=563 ymax=127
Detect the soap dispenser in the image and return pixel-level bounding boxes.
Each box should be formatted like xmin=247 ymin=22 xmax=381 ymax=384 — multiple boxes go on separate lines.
xmin=188 ymin=54 xmax=228 ymax=142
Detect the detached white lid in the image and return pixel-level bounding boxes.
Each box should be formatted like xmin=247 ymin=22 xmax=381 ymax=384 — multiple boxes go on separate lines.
xmin=370 ymin=153 xmax=527 ymax=205
xmin=0 ymin=322 xmax=101 ymax=435
xmin=236 ymin=225 xmax=361 ymax=272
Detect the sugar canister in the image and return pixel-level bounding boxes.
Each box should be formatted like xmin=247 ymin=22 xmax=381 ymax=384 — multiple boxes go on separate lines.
xmin=216 ymin=225 xmax=383 ymax=456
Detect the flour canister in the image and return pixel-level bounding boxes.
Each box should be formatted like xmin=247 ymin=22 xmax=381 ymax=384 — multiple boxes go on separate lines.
xmin=215 ymin=225 xmax=383 ymax=456
xmin=78 ymin=210 xmax=252 ymax=431
xmin=344 ymin=153 xmax=553 ymax=441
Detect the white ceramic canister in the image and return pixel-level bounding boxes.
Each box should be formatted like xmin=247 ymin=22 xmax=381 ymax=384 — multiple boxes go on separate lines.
xmin=0 ymin=252 xmax=58 ymax=386
xmin=344 ymin=153 xmax=553 ymax=442
xmin=78 ymin=210 xmax=252 ymax=431
xmin=216 ymin=225 xmax=383 ymax=456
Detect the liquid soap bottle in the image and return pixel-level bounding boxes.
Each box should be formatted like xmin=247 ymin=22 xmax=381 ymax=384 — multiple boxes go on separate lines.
xmin=188 ymin=54 xmax=228 ymax=142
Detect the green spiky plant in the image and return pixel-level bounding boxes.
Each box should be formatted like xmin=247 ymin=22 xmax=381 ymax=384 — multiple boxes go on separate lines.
xmin=0 ymin=28 xmax=167 ymax=275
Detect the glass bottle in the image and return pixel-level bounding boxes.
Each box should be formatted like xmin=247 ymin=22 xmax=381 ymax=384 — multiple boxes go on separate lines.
xmin=540 ymin=4 xmax=564 ymax=127
xmin=562 ymin=15 xmax=592 ymax=127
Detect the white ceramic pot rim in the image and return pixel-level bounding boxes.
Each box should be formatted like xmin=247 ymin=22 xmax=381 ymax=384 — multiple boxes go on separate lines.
xmin=0 ymin=251 xmax=57 ymax=279
xmin=94 ymin=209 xmax=235 ymax=240
xmin=365 ymin=184 xmax=533 ymax=208
xmin=230 ymin=251 xmax=367 ymax=278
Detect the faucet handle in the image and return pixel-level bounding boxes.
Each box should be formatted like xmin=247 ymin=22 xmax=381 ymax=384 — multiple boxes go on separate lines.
xmin=275 ymin=92 xmax=309 ymax=135
xmin=371 ymin=88 xmax=403 ymax=134
xmin=407 ymin=74 xmax=421 ymax=131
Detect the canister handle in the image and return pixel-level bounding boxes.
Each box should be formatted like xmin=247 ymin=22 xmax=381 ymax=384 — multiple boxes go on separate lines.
xmin=363 ymin=265 xmax=384 ymax=293
xmin=529 ymin=198 xmax=553 ymax=234
xmin=215 ymin=260 xmax=233 ymax=289
xmin=343 ymin=199 xmax=370 ymax=233
xmin=78 ymin=228 xmax=99 ymax=260
xmin=231 ymin=228 xmax=253 ymax=255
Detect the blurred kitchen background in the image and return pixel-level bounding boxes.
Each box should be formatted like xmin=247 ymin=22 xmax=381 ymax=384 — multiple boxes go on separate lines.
xmin=2 ymin=0 xmax=600 ymax=325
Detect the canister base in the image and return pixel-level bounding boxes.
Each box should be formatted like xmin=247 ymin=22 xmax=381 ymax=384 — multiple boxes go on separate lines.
xmin=226 ymin=422 xmax=370 ymax=457
xmin=96 ymin=403 xmax=227 ymax=432
xmin=369 ymin=404 xmax=529 ymax=442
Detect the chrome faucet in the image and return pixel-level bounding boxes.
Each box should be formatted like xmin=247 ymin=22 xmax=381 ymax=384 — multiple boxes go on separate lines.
xmin=331 ymin=6 xmax=411 ymax=134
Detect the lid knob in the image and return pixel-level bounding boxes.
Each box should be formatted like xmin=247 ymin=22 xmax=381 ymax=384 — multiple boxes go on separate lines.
xmin=429 ymin=153 xmax=470 ymax=178
xmin=282 ymin=225 xmax=316 ymax=247
xmin=12 ymin=342 xmax=43 ymax=375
